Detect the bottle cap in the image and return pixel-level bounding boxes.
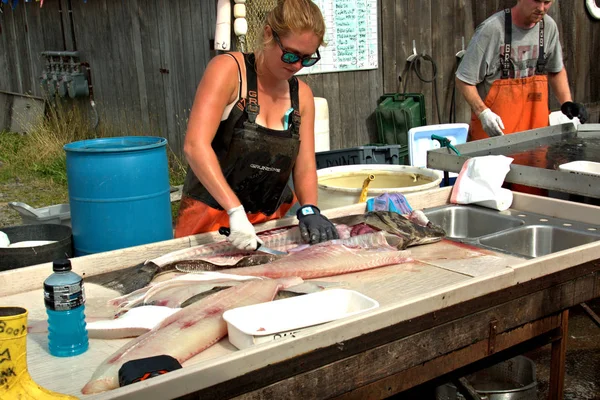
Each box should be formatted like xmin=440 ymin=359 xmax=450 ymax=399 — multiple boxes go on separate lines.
xmin=53 ymin=259 xmax=72 ymax=272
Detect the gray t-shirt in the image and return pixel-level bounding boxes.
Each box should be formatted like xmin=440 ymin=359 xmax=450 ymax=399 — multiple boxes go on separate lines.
xmin=456 ymin=10 xmax=564 ymax=101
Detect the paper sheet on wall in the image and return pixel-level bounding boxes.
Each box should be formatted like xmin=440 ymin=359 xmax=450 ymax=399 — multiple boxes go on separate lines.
xmin=297 ymin=0 xmax=378 ymax=75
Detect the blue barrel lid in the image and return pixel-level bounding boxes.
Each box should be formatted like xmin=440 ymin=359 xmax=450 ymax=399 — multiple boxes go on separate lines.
xmin=64 ymin=136 xmax=167 ymax=153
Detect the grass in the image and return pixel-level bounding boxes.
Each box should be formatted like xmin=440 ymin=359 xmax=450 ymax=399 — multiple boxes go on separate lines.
xmin=0 ymin=99 xmax=187 ymax=220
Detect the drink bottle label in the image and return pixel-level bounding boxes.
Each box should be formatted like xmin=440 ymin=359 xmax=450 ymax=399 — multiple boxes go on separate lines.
xmin=44 ymin=279 xmax=86 ymax=311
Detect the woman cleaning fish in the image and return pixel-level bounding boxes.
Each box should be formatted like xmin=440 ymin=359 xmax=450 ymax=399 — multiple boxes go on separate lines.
xmin=175 ymin=0 xmax=338 ymax=249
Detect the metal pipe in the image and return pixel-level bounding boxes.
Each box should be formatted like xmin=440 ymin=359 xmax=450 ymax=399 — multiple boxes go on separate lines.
xmin=57 ymin=0 xmax=67 ymax=51
xmin=80 ymin=62 xmax=99 ymax=130
xmin=0 ymin=89 xmax=45 ymax=101
xmin=66 ymin=0 xmax=78 ymax=50
xmin=41 ymin=51 xmax=81 ymax=57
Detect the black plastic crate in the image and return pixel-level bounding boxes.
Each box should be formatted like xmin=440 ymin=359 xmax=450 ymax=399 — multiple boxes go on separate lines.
xmin=315 ymin=145 xmax=409 ymax=169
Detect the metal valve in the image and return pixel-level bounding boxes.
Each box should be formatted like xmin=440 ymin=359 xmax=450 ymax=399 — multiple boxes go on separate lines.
xmin=39 ymin=51 xmax=90 ymax=99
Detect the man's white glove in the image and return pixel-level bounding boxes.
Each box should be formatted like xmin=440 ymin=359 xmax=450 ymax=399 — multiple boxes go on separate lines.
xmin=478 ymin=108 xmax=505 ymax=137
xmin=226 ymin=205 xmax=263 ymax=251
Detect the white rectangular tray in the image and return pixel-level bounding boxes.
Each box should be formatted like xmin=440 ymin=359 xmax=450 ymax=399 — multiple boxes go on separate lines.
xmin=558 ymin=161 xmax=600 ymax=178
xmin=223 ymin=288 xmax=379 ymax=350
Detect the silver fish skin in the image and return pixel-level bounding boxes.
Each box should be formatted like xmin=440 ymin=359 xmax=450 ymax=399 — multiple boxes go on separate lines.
xmin=148 ymin=226 xmax=310 ymax=267
xmin=81 ymin=277 xmax=303 ymax=395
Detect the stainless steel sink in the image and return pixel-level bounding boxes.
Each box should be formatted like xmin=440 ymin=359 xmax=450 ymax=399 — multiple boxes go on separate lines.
xmin=424 ymin=205 xmax=524 ymax=239
xmin=479 ymin=225 xmax=600 ymax=258
xmin=423 ymin=204 xmax=600 ymax=259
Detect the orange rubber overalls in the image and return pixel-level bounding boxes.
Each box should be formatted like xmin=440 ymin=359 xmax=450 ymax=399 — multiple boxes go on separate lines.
xmin=175 ymin=53 xmax=298 ymax=238
xmin=468 ymin=9 xmax=549 ymax=195
xmin=175 ymin=195 xmax=295 ymax=238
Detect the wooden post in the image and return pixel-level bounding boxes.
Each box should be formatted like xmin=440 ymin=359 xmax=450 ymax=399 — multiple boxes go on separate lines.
xmin=549 ymin=309 xmax=569 ymax=400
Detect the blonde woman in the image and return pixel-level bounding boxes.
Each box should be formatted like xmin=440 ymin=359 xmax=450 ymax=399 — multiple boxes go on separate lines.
xmin=175 ymin=0 xmax=338 ymax=249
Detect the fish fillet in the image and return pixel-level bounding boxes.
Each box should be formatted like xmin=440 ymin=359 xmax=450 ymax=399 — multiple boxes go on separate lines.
xmin=220 ymin=240 xmax=412 ymax=279
xmin=81 ymin=277 xmax=302 ymax=394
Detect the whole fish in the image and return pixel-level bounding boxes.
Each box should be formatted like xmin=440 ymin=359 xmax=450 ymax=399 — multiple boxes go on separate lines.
xmin=87 ymin=211 xmax=444 ymax=295
xmin=81 ymin=277 xmax=303 ymax=395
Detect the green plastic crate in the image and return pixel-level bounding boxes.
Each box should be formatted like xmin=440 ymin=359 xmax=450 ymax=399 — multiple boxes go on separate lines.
xmin=375 ymin=93 xmax=427 ymax=146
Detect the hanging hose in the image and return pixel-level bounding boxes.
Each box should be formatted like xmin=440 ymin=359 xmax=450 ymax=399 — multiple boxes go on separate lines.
xmin=448 ymin=56 xmax=464 ymax=123
xmin=402 ymin=54 xmax=442 ymax=125
xmin=359 ymin=175 xmax=375 ymax=203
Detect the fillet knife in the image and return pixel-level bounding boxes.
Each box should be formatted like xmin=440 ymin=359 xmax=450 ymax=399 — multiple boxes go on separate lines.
xmin=218 ymin=227 xmax=287 ymax=256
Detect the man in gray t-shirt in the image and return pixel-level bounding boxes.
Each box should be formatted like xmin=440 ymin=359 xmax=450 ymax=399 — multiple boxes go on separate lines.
xmin=455 ymin=0 xmax=588 ymax=140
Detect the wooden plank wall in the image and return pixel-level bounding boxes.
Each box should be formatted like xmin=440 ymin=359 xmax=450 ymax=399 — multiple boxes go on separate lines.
xmin=0 ymin=0 xmax=598 ymax=158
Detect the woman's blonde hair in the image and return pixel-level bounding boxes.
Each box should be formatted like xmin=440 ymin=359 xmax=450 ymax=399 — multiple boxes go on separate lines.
xmin=254 ymin=0 xmax=326 ymax=66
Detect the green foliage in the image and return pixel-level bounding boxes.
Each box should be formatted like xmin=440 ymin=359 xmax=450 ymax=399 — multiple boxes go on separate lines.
xmin=167 ymin=145 xmax=187 ymax=186
xmin=32 ymin=154 xmax=68 ymax=185
xmin=0 ymin=99 xmax=187 ymax=209
xmin=0 ymin=132 xmax=30 ymax=181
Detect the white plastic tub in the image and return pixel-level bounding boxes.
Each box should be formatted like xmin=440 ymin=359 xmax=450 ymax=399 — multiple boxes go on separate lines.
xmin=558 ymin=161 xmax=600 ymax=178
xmin=8 ymin=201 xmax=71 ymax=227
xmin=223 ymin=289 xmax=379 ymax=350
xmin=317 ymin=164 xmax=442 ymax=210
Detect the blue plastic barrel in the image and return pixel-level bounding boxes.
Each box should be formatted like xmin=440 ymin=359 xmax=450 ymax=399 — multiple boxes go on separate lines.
xmin=64 ymin=136 xmax=173 ymax=256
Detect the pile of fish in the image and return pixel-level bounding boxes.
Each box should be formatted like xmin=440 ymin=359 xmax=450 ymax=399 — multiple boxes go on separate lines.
xmin=81 ymin=210 xmax=445 ymax=394
xmin=88 ymin=210 xmax=445 ymax=296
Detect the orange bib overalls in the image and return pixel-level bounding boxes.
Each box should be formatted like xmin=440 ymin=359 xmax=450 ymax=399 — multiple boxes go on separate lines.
xmin=468 ymin=9 xmax=550 ymax=195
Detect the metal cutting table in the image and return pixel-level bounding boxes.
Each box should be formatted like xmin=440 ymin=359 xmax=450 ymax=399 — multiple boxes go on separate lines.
xmin=427 ymin=123 xmax=600 ymax=199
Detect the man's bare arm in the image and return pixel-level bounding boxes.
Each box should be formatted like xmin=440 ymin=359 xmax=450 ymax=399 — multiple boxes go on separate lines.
xmin=455 ymin=77 xmax=488 ymax=116
xmin=548 ymin=67 xmax=573 ymax=105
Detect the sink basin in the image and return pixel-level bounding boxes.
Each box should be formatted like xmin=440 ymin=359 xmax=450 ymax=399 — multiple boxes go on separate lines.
xmin=479 ymin=225 xmax=600 ymax=258
xmin=424 ymin=205 xmax=524 ymax=239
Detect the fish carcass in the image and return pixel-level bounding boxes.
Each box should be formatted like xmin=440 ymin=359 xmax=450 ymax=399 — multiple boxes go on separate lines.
xmin=82 ymin=277 xmax=303 ymax=394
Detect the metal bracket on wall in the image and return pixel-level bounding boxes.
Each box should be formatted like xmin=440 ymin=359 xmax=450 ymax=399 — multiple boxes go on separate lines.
xmin=456 ymin=37 xmax=466 ymax=59
xmin=488 ymin=318 xmax=498 ymax=355
xmin=407 ymin=40 xmax=418 ymax=63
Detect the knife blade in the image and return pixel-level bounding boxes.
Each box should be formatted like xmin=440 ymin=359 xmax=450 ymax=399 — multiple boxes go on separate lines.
xmin=218 ymin=227 xmax=287 ymax=256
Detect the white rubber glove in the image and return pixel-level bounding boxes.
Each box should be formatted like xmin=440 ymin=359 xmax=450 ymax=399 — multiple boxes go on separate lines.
xmin=478 ymin=108 xmax=505 ymax=137
xmin=226 ymin=205 xmax=263 ymax=251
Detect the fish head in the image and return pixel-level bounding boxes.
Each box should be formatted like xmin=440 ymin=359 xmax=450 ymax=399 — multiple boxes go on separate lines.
xmin=364 ymin=211 xmax=446 ymax=247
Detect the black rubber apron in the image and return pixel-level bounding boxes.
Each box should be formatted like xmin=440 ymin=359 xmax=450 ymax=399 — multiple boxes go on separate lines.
xmin=182 ymin=53 xmax=301 ymax=216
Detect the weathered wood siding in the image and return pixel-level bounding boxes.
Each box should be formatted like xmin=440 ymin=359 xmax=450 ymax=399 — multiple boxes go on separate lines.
xmin=0 ymin=0 xmax=598 ymax=157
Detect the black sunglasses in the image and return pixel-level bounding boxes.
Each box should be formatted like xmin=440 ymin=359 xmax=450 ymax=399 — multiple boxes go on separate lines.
xmin=272 ymin=30 xmax=321 ymax=67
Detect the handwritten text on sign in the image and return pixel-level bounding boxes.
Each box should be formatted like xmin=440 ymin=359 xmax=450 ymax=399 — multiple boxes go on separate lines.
xmin=297 ymin=0 xmax=378 ymax=75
